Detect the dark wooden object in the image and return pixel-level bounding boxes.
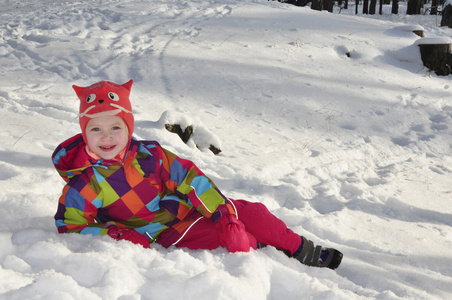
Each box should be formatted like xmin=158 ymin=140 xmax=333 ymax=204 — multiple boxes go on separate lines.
xmin=418 ymin=42 xmax=452 ymax=76
xmin=165 ymin=124 xmax=222 ymax=155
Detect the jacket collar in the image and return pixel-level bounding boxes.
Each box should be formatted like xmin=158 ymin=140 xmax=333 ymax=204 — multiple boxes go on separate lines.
xmin=52 ymin=134 xmax=136 ymax=182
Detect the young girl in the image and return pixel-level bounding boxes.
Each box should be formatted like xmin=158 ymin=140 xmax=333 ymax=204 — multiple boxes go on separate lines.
xmin=52 ymin=80 xmax=343 ymax=270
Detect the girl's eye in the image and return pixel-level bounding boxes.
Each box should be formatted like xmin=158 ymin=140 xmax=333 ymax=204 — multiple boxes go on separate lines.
xmin=86 ymin=94 xmax=96 ymax=103
xmin=90 ymin=127 xmax=100 ymax=132
xmin=108 ymin=92 xmax=119 ymax=101
xmin=112 ymin=126 xmax=121 ymax=130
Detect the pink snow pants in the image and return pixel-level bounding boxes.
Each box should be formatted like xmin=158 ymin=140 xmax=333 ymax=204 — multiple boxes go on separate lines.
xmin=157 ymin=199 xmax=302 ymax=255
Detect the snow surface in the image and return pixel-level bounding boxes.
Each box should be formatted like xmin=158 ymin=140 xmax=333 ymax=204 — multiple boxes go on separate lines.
xmin=1 ymin=0 xmax=452 ymax=299
xmin=415 ymin=37 xmax=452 ymax=45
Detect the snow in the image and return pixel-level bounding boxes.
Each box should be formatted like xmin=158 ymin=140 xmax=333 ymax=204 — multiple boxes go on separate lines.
xmin=415 ymin=37 xmax=452 ymax=44
xmin=1 ymin=0 xmax=452 ymax=299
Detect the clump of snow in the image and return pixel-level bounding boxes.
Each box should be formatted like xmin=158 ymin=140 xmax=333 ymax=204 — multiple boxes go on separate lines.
xmin=157 ymin=110 xmax=222 ymax=153
xmin=393 ymin=24 xmax=425 ymax=34
xmin=1 ymin=0 xmax=452 ymax=299
xmin=415 ymin=36 xmax=452 ymax=45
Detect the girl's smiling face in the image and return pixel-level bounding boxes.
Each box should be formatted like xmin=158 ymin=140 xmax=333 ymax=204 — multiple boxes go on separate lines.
xmin=85 ymin=115 xmax=129 ymax=160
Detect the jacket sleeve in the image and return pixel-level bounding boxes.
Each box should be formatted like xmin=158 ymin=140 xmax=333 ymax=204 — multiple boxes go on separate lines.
xmin=156 ymin=145 xmax=235 ymax=223
xmin=54 ymin=183 xmax=108 ymax=236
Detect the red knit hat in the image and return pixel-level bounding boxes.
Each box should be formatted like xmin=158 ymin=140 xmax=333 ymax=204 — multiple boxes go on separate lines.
xmin=73 ymin=80 xmax=134 ymax=144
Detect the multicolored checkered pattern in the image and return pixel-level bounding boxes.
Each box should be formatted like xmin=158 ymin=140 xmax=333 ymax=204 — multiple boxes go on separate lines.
xmin=52 ymin=134 xmax=236 ymax=242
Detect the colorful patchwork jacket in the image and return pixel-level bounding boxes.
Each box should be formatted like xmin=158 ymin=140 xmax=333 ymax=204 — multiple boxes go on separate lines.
xmin=52 ymin=133 xmax=235 ymax=243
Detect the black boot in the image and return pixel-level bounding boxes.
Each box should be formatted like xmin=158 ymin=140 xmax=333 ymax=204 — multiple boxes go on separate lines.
xmin=261 ymin=238 xmax=343 ymax=270
xmin=292 ymin=237 xmax=343 ymax=270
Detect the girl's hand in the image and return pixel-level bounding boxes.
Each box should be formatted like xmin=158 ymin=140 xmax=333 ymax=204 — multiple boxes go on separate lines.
xmin=107 ymin=227 xmax=150 ymax=248
xmin=215 ymin=215 xmax=251 ymax=253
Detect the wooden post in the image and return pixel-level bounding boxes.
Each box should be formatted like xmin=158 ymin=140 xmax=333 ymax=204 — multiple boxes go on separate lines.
xmin=416 ymin=38 xmax=452 ymax=76
xmin=412 ymin=30 xmax=425 ymax=38
xmin=441 ymin=5 xmax=452 ymax=28
xmin=165 ymin=123 xmax=222 ymax=155
xmin=395 ymin=25 xmax=425 ymax=38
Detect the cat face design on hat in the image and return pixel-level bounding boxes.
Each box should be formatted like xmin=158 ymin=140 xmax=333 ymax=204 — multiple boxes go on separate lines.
xmin=73 ymin=80 xmax=134 ymax=143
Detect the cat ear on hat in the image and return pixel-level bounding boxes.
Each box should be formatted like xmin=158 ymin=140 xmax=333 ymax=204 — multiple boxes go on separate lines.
xmin=121 ymin=79 xmax=133 ymax=91
xmin=72 ymin=80 xmax=133 ymax=101
xmin=73 ymin=80 xmax=133 ymax=94
xmin=72 ymin=84 xmax=85 ymax=100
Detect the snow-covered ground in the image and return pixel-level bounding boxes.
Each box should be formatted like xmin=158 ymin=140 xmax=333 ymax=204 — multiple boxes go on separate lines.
xmin=1 ymin=0 xmax=451 ymax=299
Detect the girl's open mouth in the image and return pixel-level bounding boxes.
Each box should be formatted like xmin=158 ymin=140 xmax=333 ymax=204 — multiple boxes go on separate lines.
xmin=100 ymin=145 xmax=116 ymax=152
